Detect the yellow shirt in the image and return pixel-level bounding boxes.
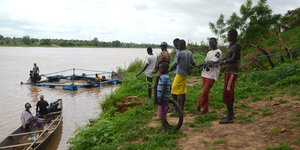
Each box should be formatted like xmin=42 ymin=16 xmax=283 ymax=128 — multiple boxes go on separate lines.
xmin=95 ymin=76 xmax=100 ymax=81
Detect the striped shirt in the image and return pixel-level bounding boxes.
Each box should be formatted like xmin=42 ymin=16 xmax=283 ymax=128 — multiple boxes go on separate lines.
xmin=157 ymin=74 xmax=171 ymax=100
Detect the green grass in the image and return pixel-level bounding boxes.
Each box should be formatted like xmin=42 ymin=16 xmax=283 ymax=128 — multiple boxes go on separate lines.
xmin=237 ymin=114 xmax=255 ymax=124
xmin=269 ymin=126 xmax=279 ymax=136
xmin=69 ymin=38 xmax=300 ymax=149
xmin=213 ymin=139 xmax=227 ymax=145
xmin=277 ymin=99 xmax=288 ymax=104
xmin=265 ymin=142 xmax=295 ymax=150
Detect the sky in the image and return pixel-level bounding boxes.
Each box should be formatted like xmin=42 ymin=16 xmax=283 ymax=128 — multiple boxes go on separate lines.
xmin=0 ymin=0 xmax=299 ymax=45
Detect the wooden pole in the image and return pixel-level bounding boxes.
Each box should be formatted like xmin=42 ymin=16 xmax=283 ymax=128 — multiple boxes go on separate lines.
xmin=25 ymin=115 xmax=61 ymax=150
xmin=9 ymin=129 xmax=55 ymax=137
xmin=0 ymin=141 xmax=42 ymax=149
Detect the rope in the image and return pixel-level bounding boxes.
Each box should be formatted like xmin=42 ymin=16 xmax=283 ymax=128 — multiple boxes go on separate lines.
xmin=74 ymin=68 xmax=112 ymax=73
xmin=41 ymin=69 xmax=73 ymax=76
xmin=241 ymin=49 xmax=300 ymax=61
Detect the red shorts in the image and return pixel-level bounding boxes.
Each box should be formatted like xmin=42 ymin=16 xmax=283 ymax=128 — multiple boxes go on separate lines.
xmin=223 ymin=72 xmax=238 ymax=104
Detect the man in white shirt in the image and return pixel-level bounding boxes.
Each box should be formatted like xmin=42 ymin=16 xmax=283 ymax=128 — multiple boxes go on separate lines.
xmin=137 ymin=47 xmax=157 ymax=98
xmin=195 ymin=38 xmax=222 ymax=114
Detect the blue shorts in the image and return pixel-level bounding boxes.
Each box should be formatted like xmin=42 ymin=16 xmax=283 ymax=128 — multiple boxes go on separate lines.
xmin=147 ymin=77 xmax=153 ymax=87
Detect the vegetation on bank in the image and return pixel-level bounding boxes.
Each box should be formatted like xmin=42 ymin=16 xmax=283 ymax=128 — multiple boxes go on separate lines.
xmin=68 ymin=55 xmax=299 ymax=149
xmin=68 ymin=0 xmax=300 ymax=149
xmin=0 ymin=35 xmax=160 ymax=48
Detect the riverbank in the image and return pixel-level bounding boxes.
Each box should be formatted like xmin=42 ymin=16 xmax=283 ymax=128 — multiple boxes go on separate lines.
xmin=68 ymin=53 xmax=300 ymax=149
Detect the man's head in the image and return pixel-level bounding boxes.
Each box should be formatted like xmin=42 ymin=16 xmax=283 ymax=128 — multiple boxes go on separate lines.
xmin=25 ymin=102 xmax=31 ymax=110
xmin=160 ymin=42 xmax=167 ymax=50
xmin=158 ymin=62 xmax=169 ymax=75
xmin=147 ymin=47 xmax=153 ymax=55
xmin=40 ymin=95 xmax=44 ymax=100
xmin=95 ymin=73 xmax=98 ymax=77
xmin=227 ymin=29 xmax=238 ymax=42
xmin=209 ymin=37 xmax=218 ymax=50
xmin=177 ymin=39 xmax=186 ymax=50
xmin=34 ymin=63 xmax=36 ymax=66
xmin=173 ymin=38 xmax=180 ymax=49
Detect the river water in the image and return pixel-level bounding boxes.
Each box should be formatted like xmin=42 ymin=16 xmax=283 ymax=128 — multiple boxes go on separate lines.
xmin=0 ymin=47 xmax=162 ymax=149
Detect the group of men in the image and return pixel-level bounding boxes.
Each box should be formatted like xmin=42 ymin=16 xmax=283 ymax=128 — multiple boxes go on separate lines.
xmin=21 ymin=95 xmax=50 ymax=129
xmin=137 ymin=29 xmax=241 ymax=133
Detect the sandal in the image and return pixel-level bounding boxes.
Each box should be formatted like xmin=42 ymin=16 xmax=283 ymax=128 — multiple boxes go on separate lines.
xmin=219 ymin=118 xmax=234 ymax=124
xmin=222 ymin=115 xmax=234 ymax=119
xmin=196 ymin=110 xmax=208 ymax=115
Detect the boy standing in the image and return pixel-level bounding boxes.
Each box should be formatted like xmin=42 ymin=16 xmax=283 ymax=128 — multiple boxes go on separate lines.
xmin=153 ymin=42 xmax=170 ymax=104
xmin=169 ymin=39 xmax=195 ymax=111
xmin=137 ymin=47 xmax=157 ymax=98
xmin=196 ymin=38 xmax=222 ymax=114
xmin=218 ymin=29 xmax=241 ymax=124
xmin=157 ymin=62 xmax=171 ymax=133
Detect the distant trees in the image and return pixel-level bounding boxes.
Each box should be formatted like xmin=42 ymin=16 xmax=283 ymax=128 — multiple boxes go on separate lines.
xmin=22 ymin=36 xmax=31 ymax=45
xmin=92 ymin=37 xmax=99 ymax=46
xmin=112 ymin=40 xmax=121 ymax=47
xmin=40 ymin=39 xmax=51 ymax=45
xmin=0 ymin=35 xmax=160 ymax=48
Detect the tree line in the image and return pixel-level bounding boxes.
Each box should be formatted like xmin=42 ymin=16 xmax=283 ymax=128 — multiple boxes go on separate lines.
xmin=0 ymin=36 xmax=160 ymax=48
xmin=208 ymin=0 xmax=300 ymax=69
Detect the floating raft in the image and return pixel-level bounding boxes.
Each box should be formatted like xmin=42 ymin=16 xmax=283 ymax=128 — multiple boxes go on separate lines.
xmin=23 ymin=68 xmax=120 ymax=91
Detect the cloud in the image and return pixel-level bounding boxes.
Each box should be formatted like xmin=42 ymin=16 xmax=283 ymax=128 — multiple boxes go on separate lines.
xmin=0 ymin=0 xmax=299 ymax=44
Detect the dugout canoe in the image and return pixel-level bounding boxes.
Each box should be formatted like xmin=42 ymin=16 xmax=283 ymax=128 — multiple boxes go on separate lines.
xmin=0 ymin=99 xmax=63 ymax=150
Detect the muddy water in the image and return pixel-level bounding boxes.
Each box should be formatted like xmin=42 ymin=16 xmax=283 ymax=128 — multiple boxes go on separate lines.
xmin=0 ymin=47 xmax=162 ymax=149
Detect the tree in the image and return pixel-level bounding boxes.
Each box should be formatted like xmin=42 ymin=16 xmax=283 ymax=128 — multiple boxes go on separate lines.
xmin=0 ymin=35 xmax=3 ymax=40
xmin=281 ymin=7 xmax=300 ymax=30
xmin=112 ymin=40 xmax=121 ymax=47
xmin=92 ymin=37 xmax=99 ymax=46
xmin=209 ymin=14 xmax=227 ymax=43
xmin=40 ymin=39 xmax=51 ymax=45
xmin=209 ymin=0 xmax=281 ymax=68
xmin=22 ymin=36 xmax=31 ymax=45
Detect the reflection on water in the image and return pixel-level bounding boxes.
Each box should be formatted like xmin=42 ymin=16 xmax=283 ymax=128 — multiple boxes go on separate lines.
xmin=0 ymin=47 xmax=161 ymax=149
xmin=28 ymin=86 xmax=41 ymax=103
xmin=44 ymin=121 xmax=63 ymax=150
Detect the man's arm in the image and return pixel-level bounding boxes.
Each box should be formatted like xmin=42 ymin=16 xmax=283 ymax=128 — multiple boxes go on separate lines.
xmin=169 ymin=63 xmax=177 ymax=72
xmin=169 ymin=52 xmax=180 ymax=71
xmin=219 ymin=44 xmax=241 ymax=65
xmin=136 ymin=64 xmax=149 ymax=77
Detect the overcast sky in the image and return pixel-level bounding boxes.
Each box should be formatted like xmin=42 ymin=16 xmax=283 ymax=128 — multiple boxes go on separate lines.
xmin=0 ymin=0 xmax=299 ymax=44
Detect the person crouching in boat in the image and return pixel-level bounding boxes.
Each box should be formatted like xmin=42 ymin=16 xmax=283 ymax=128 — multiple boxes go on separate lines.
xmin=95 ymin=74 xmax=101 ymax=83
xmin=21 ymin=103 xmax=42 ymax=129
xmin=36 ymin=95 xmax=49 ymax=116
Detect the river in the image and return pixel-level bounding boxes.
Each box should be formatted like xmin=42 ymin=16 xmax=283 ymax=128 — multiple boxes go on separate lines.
xmin=0 ymin=47 xmax=162 ymax=149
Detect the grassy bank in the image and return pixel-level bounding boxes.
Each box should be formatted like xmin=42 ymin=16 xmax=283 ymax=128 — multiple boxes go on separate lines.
xmin=68 ymin=50 xmax=299 ymax=149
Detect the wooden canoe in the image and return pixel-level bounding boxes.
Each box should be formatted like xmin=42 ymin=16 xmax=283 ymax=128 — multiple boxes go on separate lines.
xmin=0 ymin=99 xmax=63 ymax=150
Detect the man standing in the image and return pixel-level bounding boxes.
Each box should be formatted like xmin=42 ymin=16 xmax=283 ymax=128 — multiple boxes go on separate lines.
xmin=137 ymin=47 xmax=157 ymax=98
xmin=218 ymin=29 xmax=241 ymax=124
xmin=172 ymin=38 xmax=180 ymax=79
xmin=196 ymin=38 xmax=222 ymax=114
xmin=153 ymin=42 xmax=170 ymax=104
xmin=36 ymin=95 xmax=49 ymax=115
xmin=32 ymin=63 xmax=39 ymax=83
xmin=169 ymin=39 xmax=195 ymax=111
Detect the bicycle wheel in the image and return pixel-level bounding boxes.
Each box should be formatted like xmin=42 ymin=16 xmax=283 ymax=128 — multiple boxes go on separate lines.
xmin=166 ymin=99 xmax=183 ymax=130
